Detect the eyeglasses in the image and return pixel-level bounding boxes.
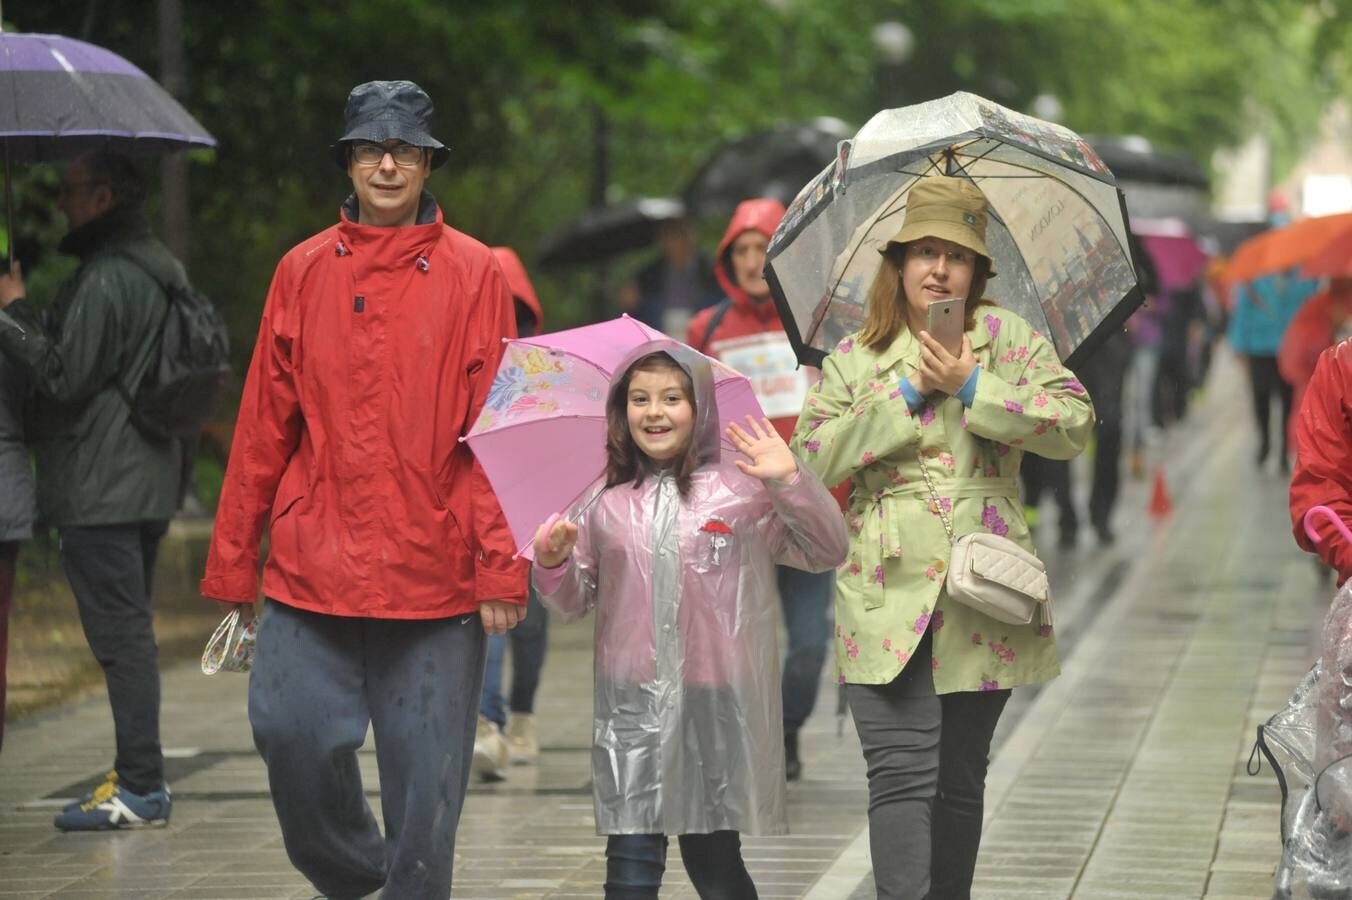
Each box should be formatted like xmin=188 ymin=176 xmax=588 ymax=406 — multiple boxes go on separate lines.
xmin=906 ymin=243 xmax=974 ymax=266
xmin=349 ymin=141 xmax=427 ymax=167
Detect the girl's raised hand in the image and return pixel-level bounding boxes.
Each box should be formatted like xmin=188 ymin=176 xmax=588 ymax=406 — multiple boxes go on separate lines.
xmin=534 ymin=512 xmax=578 ymax=569
xmin=725 ymin=415 xmax=798 ymax=484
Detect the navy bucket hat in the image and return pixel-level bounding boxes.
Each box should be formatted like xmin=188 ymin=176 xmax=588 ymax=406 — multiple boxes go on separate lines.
xmin=331 ymin=80 xmax=450 ymax=170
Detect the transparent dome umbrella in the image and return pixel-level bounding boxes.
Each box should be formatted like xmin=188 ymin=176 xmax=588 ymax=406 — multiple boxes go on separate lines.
xmin=764 ymin=92 xmax=1144 ymax=369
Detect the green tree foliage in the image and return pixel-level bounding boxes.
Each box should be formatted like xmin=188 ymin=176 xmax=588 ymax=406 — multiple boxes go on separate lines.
xmin=8 ymin=0 xmax=1341 ymax=347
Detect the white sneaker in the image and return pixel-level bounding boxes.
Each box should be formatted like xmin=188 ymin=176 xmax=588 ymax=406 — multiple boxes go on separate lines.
xmin=504 ymin=712 xmax=540 ymax=765
xmin=472 ymin=715 xmax=508 ymax=782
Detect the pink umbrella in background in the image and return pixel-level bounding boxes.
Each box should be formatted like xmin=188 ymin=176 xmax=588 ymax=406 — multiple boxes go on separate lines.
xmin=1133 ymin=217 xmax=1210 ymax=293
xmin=464 ymin=315 xmax=765 ymax=559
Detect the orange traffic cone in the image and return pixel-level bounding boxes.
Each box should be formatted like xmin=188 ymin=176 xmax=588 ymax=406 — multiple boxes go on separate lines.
xmin=1149 ymin=464 xmax=1173 ymax=518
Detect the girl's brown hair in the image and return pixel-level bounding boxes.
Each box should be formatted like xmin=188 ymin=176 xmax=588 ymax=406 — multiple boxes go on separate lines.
xmin=604 ymin=352 xmax=700 ymax=497
xmin=857 ymin=243 xmax=994 ymax=353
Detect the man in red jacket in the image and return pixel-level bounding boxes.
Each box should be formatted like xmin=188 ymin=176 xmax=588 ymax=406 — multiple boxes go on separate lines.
xmin=688 ymin=198 xmax=837 ymax=781
xmin=200 ymin=81 xmax=527 ymax=899
xmin=1290 ymin=337 xmax=1352 ymax=584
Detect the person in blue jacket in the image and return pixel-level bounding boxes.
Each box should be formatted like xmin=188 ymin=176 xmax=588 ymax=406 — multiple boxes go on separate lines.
xmin=1227 ymin=270 xmax=1320 ymax=470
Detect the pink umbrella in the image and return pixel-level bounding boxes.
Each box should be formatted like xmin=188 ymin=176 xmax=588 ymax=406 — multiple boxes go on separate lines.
xmin=1133 ymin=218 xmax=1210 ymax=293
xmin=464 ymin=315 xmax=765 ymax=559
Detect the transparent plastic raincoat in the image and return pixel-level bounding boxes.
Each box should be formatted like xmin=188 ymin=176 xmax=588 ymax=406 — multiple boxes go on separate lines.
xmin=1257 ymin=576 xmax=1352 ymax=897
xmin=534 ymin=342 xmax=849 ymax=836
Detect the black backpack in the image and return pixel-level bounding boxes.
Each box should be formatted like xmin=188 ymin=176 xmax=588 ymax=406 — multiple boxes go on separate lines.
xmin=115 ymin=251 xmax=232 ymax=441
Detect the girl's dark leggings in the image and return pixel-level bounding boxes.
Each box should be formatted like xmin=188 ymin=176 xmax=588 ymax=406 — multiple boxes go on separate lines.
xmin=604 ymin=830 xmax=757 ymax=899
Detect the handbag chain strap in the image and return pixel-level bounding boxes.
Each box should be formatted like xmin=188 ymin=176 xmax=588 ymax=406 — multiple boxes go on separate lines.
xmin=915 ymin=445 xmax=957 ymax=545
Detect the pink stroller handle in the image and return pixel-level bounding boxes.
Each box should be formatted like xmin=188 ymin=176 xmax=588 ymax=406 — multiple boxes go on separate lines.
xmin=1303 ymin=505 xmax=1352 ymax=546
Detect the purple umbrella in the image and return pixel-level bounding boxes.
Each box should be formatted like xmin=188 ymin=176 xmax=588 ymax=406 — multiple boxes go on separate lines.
xmin=0 ymin=31 xmax=216 ymax=252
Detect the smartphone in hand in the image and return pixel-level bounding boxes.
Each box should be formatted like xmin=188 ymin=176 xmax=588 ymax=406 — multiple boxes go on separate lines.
xmin=926 ymin=298 xmax=966 ymax=355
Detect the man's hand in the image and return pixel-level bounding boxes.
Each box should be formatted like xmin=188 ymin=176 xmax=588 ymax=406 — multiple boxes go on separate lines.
xmin=916 ymin=331 xmax=976 ymax=396
xmin=215 ymin=600 xmax=256 ymax=623
xmin=0 ymin=260 xmax=25 ymax=309
xmin=725 ymin=415 xmax=798 ymax=483
xmin=534 ymin=513 xmax=578 ymax=569
xmin=480 ymin=599 xmax=524 ymax=634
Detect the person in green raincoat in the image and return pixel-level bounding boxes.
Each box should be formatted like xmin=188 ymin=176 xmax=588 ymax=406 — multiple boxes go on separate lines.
xmin=791 ymin=176 xmax=1094 ymax=899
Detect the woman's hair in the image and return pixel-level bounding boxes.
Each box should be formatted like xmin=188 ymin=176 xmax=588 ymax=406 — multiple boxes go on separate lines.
xmin=605 ymin=352 xmax=700 ymax=496
xmin=857 ymin=242 xmax=994 ymax=353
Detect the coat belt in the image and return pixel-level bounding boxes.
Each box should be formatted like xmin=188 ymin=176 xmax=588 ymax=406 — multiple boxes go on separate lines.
xmin=850 ymin=477 xmax=1020 ymax=610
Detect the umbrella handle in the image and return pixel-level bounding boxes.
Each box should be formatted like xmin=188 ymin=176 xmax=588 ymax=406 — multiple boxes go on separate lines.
xmin=1304 ymin=505 xmax=1352 ymax=546
xmin=515 ymin=511 xmax=563 ymax=561
xmin=3 ymin=139 xmax=11 ymax=266
xmin=511 ymin=487 xmax=605 ymax=561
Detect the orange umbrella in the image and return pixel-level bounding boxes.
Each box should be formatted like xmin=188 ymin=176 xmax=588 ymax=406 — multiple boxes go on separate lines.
xmin=1302 ymin=225 xmax=1352 ymax=279
xmin=1223 ymin=212 xmax=1352 ymax=284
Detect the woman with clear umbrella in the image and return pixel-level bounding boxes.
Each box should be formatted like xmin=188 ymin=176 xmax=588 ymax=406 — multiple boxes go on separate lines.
xmin=792 ymin=176 xmax=1093 ymax=899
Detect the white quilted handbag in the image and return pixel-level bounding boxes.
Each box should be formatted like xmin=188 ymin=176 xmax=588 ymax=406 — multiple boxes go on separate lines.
xmin=918 ymin=449 xmax=1053 ymax=629
xmin=947 ymin=531 xmax=1052 ymax=628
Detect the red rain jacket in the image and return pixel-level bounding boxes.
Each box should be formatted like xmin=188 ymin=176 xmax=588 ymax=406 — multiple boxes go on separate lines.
xmin=491 ymin=246 xmax=544 ymax=333
xmin=1280 ymin=287 xmax=1352 ymax=447
xmin=687 ymin=199 xmax=798 ymax=442
xmin=1290 ymin=338 xmax=1352 ymax=584
xmin=201 ymin=201 xmax=528 ymax=617
xmin=687 ymin=199 xmax=849 ymax=509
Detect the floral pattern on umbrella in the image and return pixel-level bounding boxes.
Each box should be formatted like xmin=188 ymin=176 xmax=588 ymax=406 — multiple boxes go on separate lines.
xmin=475 ymin=346 xmax=607 ymax=432
xmin=465 ymin=316 xmax=767 ymax=559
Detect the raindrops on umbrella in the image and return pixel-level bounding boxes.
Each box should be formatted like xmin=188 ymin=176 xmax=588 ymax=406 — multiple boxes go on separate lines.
xmin=765 ymin=92 xmax=1142 ymax=370
xmin=0 ymin=31 xmax=216 ymax=257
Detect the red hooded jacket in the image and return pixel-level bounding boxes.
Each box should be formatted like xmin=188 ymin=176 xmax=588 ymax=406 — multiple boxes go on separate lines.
xmin=1280 ymin=286 xmax=1352 ymax=446
xmin=1290 ymin=338 xmax=1352 ymax=584
xmin=491 ymin=246 xmax=544 ymax=335
xmin=201 ymin=200 xmax=528 ymax=617
xmin=686 ymin=199 xmax=806 ymax=444
xmin=688 ymin=199 xmax=849 ymax=510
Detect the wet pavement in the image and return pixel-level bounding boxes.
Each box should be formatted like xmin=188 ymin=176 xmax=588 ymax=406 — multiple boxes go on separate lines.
xmin=0 ymin=349 xmax=1325 ymax=898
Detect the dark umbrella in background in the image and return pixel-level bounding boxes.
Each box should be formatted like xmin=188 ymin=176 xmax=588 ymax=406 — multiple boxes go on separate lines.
xmin=1084 ymin=134 xmax=1209 ymax=188
xmin=1086 ymin=136 xmax=1273 ymax=260
xmin=0 ymin=30 xmax=216 ymax=258
xmin=682 ymin=117 xmax=852 ymax=221
xmin=538 ymin=118 xmax=853 ymax=267
xmin=536 ymin=197 xmax=687 ymax=268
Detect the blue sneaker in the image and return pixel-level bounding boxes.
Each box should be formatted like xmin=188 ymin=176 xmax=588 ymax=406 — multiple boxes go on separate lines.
xmin=54 ymin=778 xmax=171 ymax=831
xmin=60 ymin=770 xmax=120 ymax=813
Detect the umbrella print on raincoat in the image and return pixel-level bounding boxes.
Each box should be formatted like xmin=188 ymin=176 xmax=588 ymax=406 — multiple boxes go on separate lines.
xmin=464 ymin=315 xmax=765 ymax=560
xmin=764 ymin=91 xmax=1142 ymax=369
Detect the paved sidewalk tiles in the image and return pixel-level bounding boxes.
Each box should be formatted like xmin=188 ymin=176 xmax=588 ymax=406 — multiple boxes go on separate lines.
xmin=0 ymin=352 xmax=1321 ymax=898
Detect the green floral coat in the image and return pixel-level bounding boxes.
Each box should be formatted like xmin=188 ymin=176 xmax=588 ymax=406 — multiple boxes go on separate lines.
xmin=791 ymin=306 xmax=1094 ymax=692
